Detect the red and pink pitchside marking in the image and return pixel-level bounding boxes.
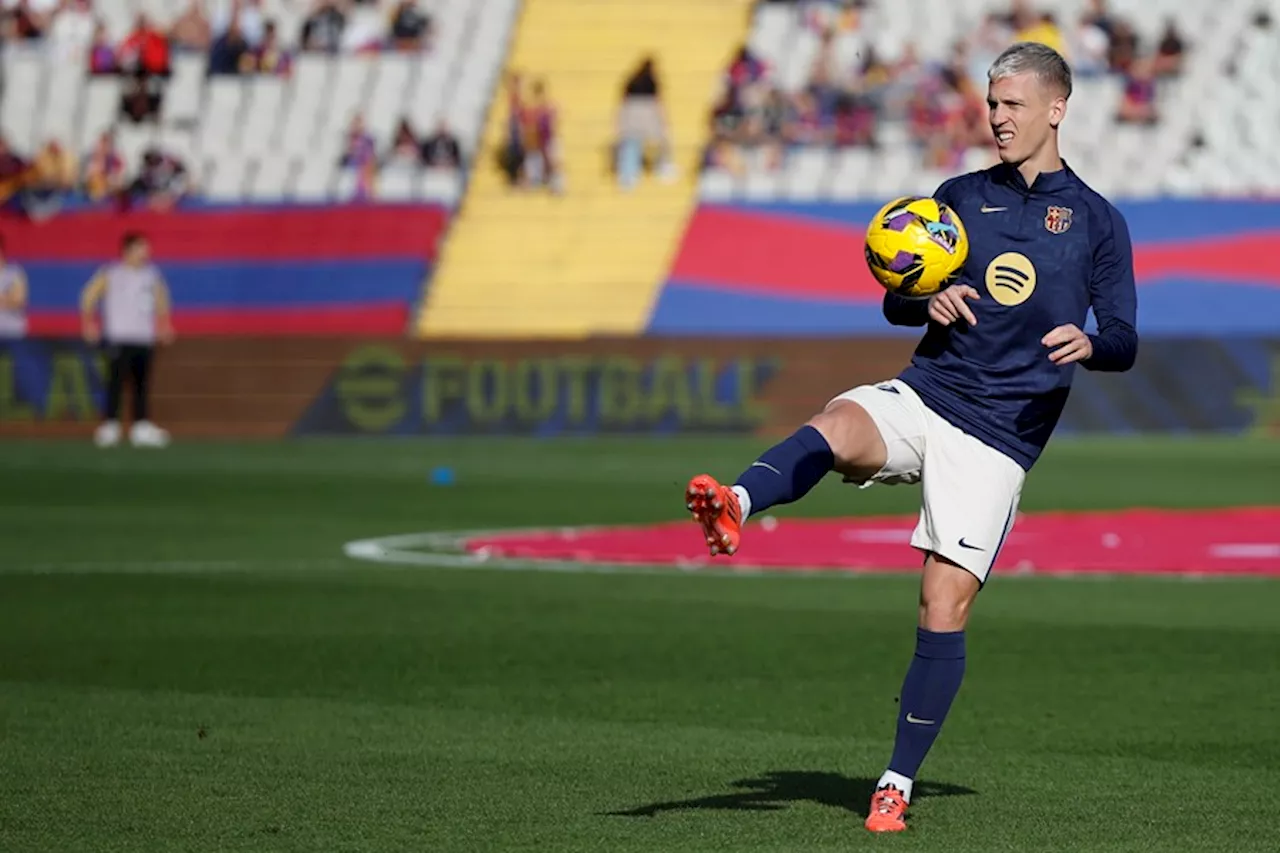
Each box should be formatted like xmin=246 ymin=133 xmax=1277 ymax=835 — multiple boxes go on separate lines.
xmin=462 ymin=508 xmax=1280 ymax=576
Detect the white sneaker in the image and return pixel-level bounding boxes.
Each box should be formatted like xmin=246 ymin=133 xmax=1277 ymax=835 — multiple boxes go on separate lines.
xmin=94 ymin=420 xmax=122 ymax=448
xmin=129 ymin=420 xmax=171 ymax=448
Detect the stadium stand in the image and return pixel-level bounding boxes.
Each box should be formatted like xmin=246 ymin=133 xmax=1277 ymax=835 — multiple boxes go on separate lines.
xmin=0 ymin=0 xmax=519 ymax=204
xmin=418 ymin=0 xmax=756 ymax=338
xmin=698 ymin=0 xmax=1280 ymax=201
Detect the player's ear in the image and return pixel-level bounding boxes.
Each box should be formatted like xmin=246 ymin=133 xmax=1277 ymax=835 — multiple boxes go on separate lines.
xmin=1049 ymin=95 xmax=1067 ymax=129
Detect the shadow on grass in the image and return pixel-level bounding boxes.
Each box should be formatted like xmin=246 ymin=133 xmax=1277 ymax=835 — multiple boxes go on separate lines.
xmin=606 ymin=770 xmax=976 ymax=819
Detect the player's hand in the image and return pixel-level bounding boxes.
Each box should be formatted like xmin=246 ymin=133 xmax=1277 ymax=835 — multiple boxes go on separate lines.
xmin=158 ymin=320 xmax=176 ymax=346
xmin=1042 ymin=324 xmax=1093 ymax=365
xmin=82 ymin=321 xmax=100 ymax=345
xmin=928 ymin=284 xmax=980 ymax=326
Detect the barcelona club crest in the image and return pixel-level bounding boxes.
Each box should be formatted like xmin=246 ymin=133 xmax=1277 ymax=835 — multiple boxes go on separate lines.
xmin=1044 ymin=206 xmax=1073 ymax=235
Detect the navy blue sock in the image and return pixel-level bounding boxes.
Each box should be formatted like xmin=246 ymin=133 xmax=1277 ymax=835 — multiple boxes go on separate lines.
xmin=733 ymin=425 xmax=834 ymax=517
xmin=887 ymin=628 xmax=966 ymax=780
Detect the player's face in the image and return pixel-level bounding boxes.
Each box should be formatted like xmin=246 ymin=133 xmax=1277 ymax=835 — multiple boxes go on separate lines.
xmin=987 ymin=72 xmax=1065 ymax=165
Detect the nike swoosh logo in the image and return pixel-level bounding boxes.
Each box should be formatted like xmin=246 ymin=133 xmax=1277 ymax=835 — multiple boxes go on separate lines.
xmin=750 ymin=461 xmax=782 ymax=475
xmin=906 ymin=713 xmax=936 ymax=725
xmin=980 ymin=205 xmax=1007 ymax=213
xmin=958 ymin=538 xmax=984 ymax=551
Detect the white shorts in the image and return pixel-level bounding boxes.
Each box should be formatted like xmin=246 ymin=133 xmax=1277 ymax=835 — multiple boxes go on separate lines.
xmin=830 ymin=379 xmax=1025 ymax=583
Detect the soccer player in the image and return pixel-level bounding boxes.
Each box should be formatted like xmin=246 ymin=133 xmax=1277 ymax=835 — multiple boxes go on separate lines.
xmin=81 ymin=231 xmax=175 ymax=448
xmin=684 ymin=42 xmax=1137 ymax=832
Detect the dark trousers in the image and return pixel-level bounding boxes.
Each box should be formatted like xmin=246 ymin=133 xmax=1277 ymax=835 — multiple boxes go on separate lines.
xmin=104 ymin=343 xmax=155 ymax=422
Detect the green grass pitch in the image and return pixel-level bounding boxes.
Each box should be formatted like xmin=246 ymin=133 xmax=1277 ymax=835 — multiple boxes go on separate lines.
xmin=1 ymin=436 xmax=1278 ymax=852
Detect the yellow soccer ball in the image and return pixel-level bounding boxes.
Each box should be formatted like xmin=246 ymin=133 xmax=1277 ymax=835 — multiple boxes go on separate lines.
xmin=864 ymin=196 xmax=969 ymax=299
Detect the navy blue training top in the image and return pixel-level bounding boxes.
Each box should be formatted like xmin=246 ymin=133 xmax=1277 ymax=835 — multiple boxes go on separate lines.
xmin=886 ymin=162 xmax=1139 ymax=470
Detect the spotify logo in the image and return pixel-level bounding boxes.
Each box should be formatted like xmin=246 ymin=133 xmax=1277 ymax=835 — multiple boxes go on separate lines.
xmin=984 ymin=252 xmax=1037 ymax=306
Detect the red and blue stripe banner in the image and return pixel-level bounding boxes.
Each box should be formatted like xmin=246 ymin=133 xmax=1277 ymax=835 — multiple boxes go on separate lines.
xmin=8 ymin=204 xmax=448 ymax=337
xmin=651 ymin=200 xmax=1280 ymax=336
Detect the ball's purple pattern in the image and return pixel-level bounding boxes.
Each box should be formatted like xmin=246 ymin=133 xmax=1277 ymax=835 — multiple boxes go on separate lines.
xmin=888 ymin=250 xmax=918 ymax=273
xmin=884 ymin=212 xmax=916 ymax=232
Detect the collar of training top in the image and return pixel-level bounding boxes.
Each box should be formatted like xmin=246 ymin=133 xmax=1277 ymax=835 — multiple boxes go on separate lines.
xmin=993 ymin=160 xmax=1075 ymax=194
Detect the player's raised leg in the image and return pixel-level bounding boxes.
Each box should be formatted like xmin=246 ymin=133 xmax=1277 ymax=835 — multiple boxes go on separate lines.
xmin=685 ymin=397 xmax=889 ymax=556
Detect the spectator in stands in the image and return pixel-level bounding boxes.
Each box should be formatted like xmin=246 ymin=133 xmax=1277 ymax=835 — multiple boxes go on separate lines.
xmin=965 ymin=12 xmax=1012 ymax=89
xmin=83 ymin=130 xmax=125 ymax=203
xmin=423 ymin=121 xmax=463 ymax=170
xmin=252 ymin=20 xmax=293 ymax=76
xmin=1011 ymin=0 xmax=1066 ymax=57
xmin=213 ymin=0 xmax=265 ymax=49
xmin=1070 ymin=8 xmax=1112 ymax=77
xmin=48 ymin=0 xmax=96 ymax=63
xmin=117 ymin=13 xmax=171 ymax=122
xmin=523 ymin=79 xmax=562 ymax=193
xmin=89 ymin=21 xmax=118 ymax=75
xmin=1117 ymin=57 xmax=1158 ymax=125
xmin=118 ymin=14 xmax=172 ymax=78
xmin=389 ymin=0 xmax=431 ymax=52
xmin=301 ymin=0 xmax=346 ymax=54
xmin=120 ymin=74 xmax=163 ymax=123
xmin=171 ymin=0 xmax=213 ymax=52
xmin=1107 ymin=19 xmax=1139 ymax=73
xmin=727 ymin=44 xmax=767 ymax=90
xmin=340 ymin=113 xmax=378 ymax=198
xmin=800 ymin=0 xmax=866 ymax=36
xmin=208 ymin=19 xmax=251 ymax=75
xmin=22 ymin=140 xmax=77 ymax=222
xmin=0 ymin=236 xmax=28 ymax=341
xmin=1082 ymin=0 xmax=1116 ymax=38
xmin=499 ymin=72 xmax=527 ymax=186
xmin=384 ymin=118 xmax=423 ymax=170
xmin=859 ymin=46 xmax=893 ymax=92
xmin=1153 ymin=19 xmax=1186 ymax=76
xmin=615 ymin=55 xmax=675 ymax=188
xmin=125 ymin=147 xmax=191 ymax=211
xmin=784 ymin=90 xmax=827 ymax=148
xmin=832 ymin=91 xmax=877 ymax=149
xmin=0 ymin=135 xmax=29 ymax=207
xmin=704 ymin=87 xmax=746 ymax=174
xmin=1 ymin=0 xmax=57 ymax=40
xmin=808 ymin=27 xmax=846 ymax=109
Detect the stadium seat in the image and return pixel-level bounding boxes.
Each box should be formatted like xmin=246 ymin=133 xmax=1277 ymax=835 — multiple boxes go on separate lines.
xmin=698 ymin=169 xmax=737 ymax=202
xmin=1 ymin=48 xmax=45 ymax=154
xmin=248 ymin=153 xmax=293 ymax=201
xmin=208 ymin=158 xmax=247 ymax=202
xmin=421 ymin=169 xmax=463 ymax=207
xmin=163 ymin=54 xmax=206 ymax=127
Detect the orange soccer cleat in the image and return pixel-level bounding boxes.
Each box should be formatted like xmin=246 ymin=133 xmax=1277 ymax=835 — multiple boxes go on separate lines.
xmin=685 ymin=474 xmax=743 ymax=557
xmin=864 ymin=785 xmax=909 ymax=832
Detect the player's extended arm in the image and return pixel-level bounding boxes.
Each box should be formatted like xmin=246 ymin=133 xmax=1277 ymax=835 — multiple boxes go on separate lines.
xmin=882 ymin=292 xmax=930 ymax=326
xmin=1082 ymin=206 xmax=1139 ymax=372
xmin=80 ymin=272 xmax=106 ymax=343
